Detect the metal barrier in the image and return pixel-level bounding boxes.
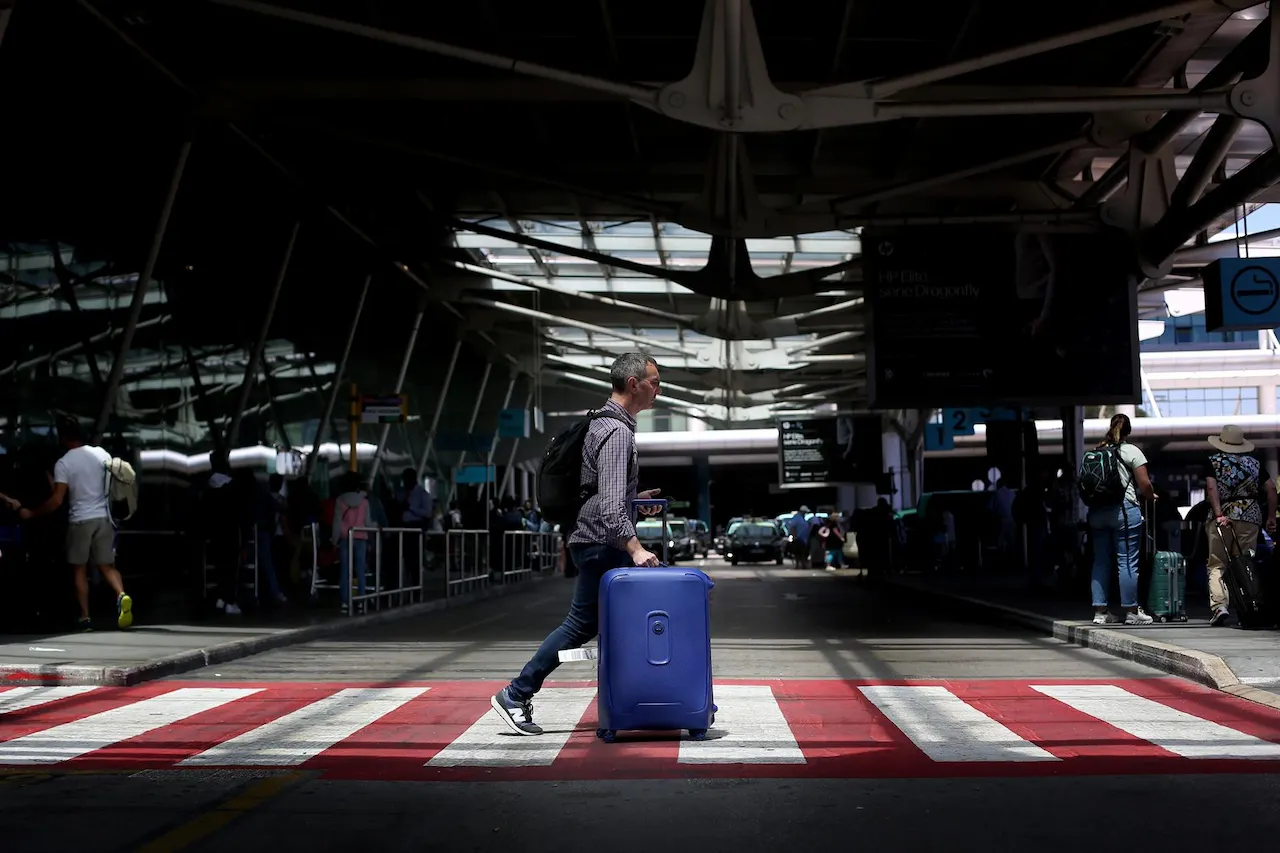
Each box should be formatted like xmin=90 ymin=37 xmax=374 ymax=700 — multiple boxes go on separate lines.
xmin=345 ymin=526 xmax=426 ymax=615
xmin=199 ymin=527 xmax=259 ymax=605
xmin=501 ymin=530 xmax=563 ymax=581
xmin=445 ymin=529 xmax=490 ymax=598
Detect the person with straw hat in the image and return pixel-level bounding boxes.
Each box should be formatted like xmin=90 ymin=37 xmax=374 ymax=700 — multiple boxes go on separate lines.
xmin=1204 ymin=424 xmax=1277 ymax=627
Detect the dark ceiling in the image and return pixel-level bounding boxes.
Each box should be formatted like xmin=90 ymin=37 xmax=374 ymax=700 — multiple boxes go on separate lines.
xmin=2 ymin=0 xmax=1277 ymax=438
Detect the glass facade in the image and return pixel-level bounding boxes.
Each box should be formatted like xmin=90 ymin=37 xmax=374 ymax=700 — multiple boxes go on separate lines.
xmin=1149 ymin=387 xmax=1259 ymax=418
xmin=1140 ymin=314 xmax=1257 ymax=350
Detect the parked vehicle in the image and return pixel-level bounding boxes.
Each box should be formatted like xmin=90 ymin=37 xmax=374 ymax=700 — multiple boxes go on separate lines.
xmin=723 ymin=518 xmax=786 ymax=565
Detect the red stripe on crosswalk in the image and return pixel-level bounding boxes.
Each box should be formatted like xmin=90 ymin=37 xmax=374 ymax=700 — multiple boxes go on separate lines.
xmin=3 ymin=678 xmax=1280 ymax=781
xmin=67 ymin=685 xmax=338 ymax=769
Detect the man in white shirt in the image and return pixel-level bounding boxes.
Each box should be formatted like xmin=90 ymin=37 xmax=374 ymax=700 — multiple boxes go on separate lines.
xmin=19 ymin=417 xmax=133 ymax=630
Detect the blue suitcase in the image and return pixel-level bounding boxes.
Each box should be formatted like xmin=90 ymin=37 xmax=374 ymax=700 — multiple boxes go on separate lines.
xmin=595 ymin=499 xmax=717 ymax=743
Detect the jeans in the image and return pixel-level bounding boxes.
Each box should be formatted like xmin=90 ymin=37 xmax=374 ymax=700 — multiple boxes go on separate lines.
xmin=1088 ymin=501 xmax=1143 ymax=608
xmin=509 ymin=542 xmax=628 ymax=702
xmin=339 ymin=538 xmax=368 ymax=605
xmin=255 ymin=528 xmax=282 ymax=599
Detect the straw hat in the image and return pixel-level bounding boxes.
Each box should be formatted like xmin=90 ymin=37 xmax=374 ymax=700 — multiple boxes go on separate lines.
xmin=1208 ymin=424 xmax=1255 ymax=454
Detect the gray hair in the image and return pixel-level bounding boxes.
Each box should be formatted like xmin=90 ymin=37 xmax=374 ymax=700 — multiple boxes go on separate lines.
xmin=610 ymin=352 xmax=657 ymax=392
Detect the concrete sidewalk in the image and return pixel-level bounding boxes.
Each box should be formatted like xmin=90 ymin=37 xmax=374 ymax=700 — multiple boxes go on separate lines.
xmin=889 ymin=572 xmax=1280 ymax=710
xmin=0 ymin=572 xmax=556 ymax=686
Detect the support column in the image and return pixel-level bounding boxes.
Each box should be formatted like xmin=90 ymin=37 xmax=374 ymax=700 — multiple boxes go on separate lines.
xmin=498 ymin=388 xmax=534 ymax=499
xmin=836 ymin=485 xmax=856 ymax=516
xmin=415 ymin=337 xmax=462 ymax=480
xmin=305 ymin=273 xmax=371 ymax=478
xmin=1060 ymin=405 xmax=1085 ymax=524
xmin=368 ymin=300 xmax=427 ymax=483
xmin=1260 ymin=383 xmax=1277 ymax=415
xmin=695 ymin=454 xmax=712 ymax=525
xmin=225 ymin=222 xmax=300 ymax=450
xmin=483 ymin=373 xmax=519 ymax=508
xmin=94 ymin=138 xmax=192 ymax=441
xmin=881 ymin=430 xmax=905 ymax=511
xmin=519 ymin=467 xmax=531 ymax=503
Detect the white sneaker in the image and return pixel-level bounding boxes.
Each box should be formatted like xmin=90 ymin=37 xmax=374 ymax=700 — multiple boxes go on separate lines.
xmin=224 ymin=603 xmax=242 ymax=615
xmin=1124 ymin=608 xmax=1153 ymax=625
xmin=1093 ymin=610 xmax=1120 ymax=624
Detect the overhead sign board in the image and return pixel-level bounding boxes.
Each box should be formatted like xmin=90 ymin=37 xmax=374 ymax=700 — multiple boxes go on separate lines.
xmin=497 ymin=407 xmax=530 ymax=439
xmin=863 ymin=227 xmax=1140 ymax=407
xmin=777 ymin=415 xmax=883 ymax=488
xmin=455 ymin=464 xmax=495 ymax=485
xmin=1204 ymin=258 xmax=1280 ymax=332
xmin=359 ymin=393 xmax=406 ymax=424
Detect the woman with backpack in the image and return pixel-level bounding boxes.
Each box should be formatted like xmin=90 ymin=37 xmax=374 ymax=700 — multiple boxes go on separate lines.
xmin=1082 ymin=413 xmax=1156 ymax=625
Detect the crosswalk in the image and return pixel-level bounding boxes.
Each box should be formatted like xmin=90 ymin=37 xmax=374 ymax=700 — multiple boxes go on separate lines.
xmin=1 ymin=678 xmax=1279 ymax=781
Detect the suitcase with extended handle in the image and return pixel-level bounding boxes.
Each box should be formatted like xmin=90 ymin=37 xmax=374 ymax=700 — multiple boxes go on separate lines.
xmin=595 ymin=498 xmax=717 ymax=743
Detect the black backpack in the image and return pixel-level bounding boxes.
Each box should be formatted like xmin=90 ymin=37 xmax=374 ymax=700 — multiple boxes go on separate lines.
xmin=1077 ymin=443 xmax=1126 ymax=508
xmin=537 ymin=409 xmax=630 ymax=526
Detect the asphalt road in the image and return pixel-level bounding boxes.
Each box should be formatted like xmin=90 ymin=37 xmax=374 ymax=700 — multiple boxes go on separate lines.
xmin=3 ymin=560 xmax=1279 ymax=853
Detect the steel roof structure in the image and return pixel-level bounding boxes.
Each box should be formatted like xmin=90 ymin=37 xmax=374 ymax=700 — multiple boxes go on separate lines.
xmin=4 ymin=0 xmax=1280 ymax=467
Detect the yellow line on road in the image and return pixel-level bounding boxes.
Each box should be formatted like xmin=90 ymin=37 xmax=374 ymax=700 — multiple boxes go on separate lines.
xmin=136 ymin=772 xmax=305 ymax=853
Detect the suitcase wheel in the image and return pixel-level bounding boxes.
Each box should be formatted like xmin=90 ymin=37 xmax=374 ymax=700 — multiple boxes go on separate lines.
xmin=597 ymin=729 xmax=617 ymax=743
xmin=689 ymin=729 xmax=708 ymax=741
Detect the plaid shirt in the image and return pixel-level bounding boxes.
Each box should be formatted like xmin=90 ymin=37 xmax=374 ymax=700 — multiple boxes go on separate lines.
xmin=567 ymin=399 xmax=639 ymax=551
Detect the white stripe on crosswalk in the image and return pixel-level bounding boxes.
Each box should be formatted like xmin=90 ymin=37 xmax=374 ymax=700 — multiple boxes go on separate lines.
xmin=678 ymin=684 xmax=806 ymax=765
xmin=859 ymin=685 xmax=1059 ymax=763
xmin=426 ymin=688 xmax=596 ymax=767
xmin=181 ymin=687 xmax=429 ymax=766
xmin=0 ymin=687 xmax=260 ymax=765
xmin=1031 ymin=684 xmax=1280 ymax=760
xmin=0 ymin=686 xmax=99 ymax=715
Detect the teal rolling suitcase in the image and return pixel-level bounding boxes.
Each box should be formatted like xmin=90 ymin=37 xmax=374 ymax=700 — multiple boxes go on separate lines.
xmin=1144 ymin=501 xmax=1187 ymax=622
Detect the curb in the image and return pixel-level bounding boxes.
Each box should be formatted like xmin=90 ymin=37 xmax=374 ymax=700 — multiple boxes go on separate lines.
xmin=0 ymin=571 xmax=557 ymax=687
xmin=891 ymin=578 xmax=1280 ymax=713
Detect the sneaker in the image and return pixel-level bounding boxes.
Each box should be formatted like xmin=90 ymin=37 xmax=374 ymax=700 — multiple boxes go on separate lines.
xmin=1124 ymin=608 xmax=1154 ymax=625
xmin=1093 ymin=610 xmax=1120 ymax=625
xmin=77 ymin=616 xmax=92 ymax=632
xmin=116 ymin=593 xmax=133 ymax=629
xmin=490 ymin=687 xmax=543 ymax=736
xmin=1210 ymin=607 xmax=1231 ymax=627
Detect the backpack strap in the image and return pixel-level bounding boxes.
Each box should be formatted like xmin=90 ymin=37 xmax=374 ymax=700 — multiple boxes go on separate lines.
xmin=579 ymin=408 xmax=635 ymax=500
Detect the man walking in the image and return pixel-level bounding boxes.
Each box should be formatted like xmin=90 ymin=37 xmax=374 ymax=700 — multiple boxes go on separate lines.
xmin=491 ymin=352 xmax=662 ymax=735
xmin=19 ymin=417 xmax=133 ymax=630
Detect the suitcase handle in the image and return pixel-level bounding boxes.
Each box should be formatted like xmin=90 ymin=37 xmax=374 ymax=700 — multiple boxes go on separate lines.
xmin=1214 ymin=520 xmax=1244 ymax=558
xmin=632 ymin=498 xmax=669 ymax=563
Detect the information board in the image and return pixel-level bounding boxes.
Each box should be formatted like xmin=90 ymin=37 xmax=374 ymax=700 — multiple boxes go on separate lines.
xmin=360 ymin=393 xmax=406 ymax=424
xmin=863 ymin=227 xmax=1140 ymax=407
xmin=777 ymin=415 xmax=883 ymax=487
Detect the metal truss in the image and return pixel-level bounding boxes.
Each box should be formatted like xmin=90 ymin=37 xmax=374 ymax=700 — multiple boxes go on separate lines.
xmin=18 ymin=0 xmax=1280 ymax=432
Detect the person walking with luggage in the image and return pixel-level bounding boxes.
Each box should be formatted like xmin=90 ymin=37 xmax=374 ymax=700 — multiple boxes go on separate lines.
xmin=491 ymin=352 xmax=663 ymax=735
xmin=1203 ymin=425 xmax=1277 ymax=626
xmin=1082 ymin=414 xmax=1156 ymax=625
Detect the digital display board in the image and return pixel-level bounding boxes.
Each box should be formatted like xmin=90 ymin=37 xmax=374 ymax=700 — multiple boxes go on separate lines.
xmin=777 ymin=415 xmax=883 ymax=487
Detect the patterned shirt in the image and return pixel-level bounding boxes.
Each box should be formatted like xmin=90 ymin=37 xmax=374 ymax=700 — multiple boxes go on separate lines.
xmin=1209 ymin=451 xmax=1265 ymax=525
xmin=567 ymin=399 xmax=640 ymax=551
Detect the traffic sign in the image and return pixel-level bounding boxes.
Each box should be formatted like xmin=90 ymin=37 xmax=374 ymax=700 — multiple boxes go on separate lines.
xmin=1204 ymin=258 xmax=1280 ymax=331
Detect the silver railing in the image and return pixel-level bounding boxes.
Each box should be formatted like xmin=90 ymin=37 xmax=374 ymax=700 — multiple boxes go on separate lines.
xmin=500 ymin=530 xmax=563 ymax=581
xmin=345 ymin=526 xmax=426 ymax=614
xmin=445 ymin=529 xmax=490 ymax=598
